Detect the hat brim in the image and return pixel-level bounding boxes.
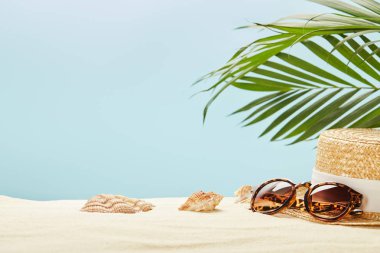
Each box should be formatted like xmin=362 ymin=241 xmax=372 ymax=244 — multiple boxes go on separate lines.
xmin=280 ymin=209 xmax=380 ymax=226
xmin=278 ymin=183 xmax=380 ymax=226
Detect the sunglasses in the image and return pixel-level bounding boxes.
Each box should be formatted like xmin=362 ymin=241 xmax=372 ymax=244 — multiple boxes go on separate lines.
xmin=251 ymin=179 xmax=363 ymax=222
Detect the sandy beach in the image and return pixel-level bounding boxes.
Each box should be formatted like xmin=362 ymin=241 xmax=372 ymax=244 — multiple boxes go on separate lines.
xmin=0 ymin=195 xmax=379 ymax=253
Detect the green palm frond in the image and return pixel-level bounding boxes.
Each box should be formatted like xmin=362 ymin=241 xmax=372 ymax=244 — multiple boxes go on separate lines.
xmin=197 ymin=0 xmax=380 ymax=145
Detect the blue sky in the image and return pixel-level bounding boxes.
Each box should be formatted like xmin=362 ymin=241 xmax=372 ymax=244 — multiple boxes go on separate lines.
xmin=0 ymin=0 xmax=330 ymax=200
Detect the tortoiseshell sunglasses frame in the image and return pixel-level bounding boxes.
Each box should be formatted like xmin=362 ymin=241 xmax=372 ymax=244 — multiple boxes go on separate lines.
xmin=250 ymin=178 xmax=363 ymax=222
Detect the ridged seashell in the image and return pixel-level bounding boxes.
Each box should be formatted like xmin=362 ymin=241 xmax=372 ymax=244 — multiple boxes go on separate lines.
xmin=178 ymin=191 xmax=223 ymax=212
xmin=81 ymin=194 xmax=154 ymax=214
xmin=234 ymin=185 xmax=253 ymax=203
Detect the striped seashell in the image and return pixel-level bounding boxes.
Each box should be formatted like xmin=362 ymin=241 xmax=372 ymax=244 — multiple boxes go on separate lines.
xmin=81 ymin=194 xmax=154 ymax=214
xmin=234 ymin=185 xmax=253 ymax=204
xmin=178 ymin=191 xmax=223 ymax=212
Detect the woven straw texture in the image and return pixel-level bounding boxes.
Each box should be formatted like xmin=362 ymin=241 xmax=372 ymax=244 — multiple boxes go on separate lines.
xmin=315 ymin=128 xmax=380 ymax=180
xmin=287 ymin=142 xmax=380 ymax=227
xmin=282 ymin=209 xmax=380 ymax=226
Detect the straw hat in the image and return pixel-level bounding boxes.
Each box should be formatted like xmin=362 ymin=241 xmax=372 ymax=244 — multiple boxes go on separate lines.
xmin=283 ymin=128 xmax=380 ymax=226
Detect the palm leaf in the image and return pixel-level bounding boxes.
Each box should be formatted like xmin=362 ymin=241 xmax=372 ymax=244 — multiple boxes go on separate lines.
xmin=197 ymin=0 xmax=380 ymax=144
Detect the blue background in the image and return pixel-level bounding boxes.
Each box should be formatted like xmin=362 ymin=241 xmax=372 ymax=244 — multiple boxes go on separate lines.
xmin=0 ymin=0 xmax=329 ymax=200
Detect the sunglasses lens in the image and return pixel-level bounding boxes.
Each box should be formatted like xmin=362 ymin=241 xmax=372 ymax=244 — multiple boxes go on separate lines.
xmin=309 ymin=185 xmax=351 ymax=219
xmin=253 ymin=180 xmax=293 ymax=213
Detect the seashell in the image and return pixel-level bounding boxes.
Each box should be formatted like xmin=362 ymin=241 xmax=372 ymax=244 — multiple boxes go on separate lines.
xmin=234 ymin=185 xmax=253 ymax=203
xmin=81 ymin=194 xmax=154 ymax=214
xmin=178 ymin=191 xmax=223 ymax=212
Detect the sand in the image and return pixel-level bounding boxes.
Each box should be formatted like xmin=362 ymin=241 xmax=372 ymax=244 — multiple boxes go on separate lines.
xmin=0 ymin=195 xmax=379 ymax=253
